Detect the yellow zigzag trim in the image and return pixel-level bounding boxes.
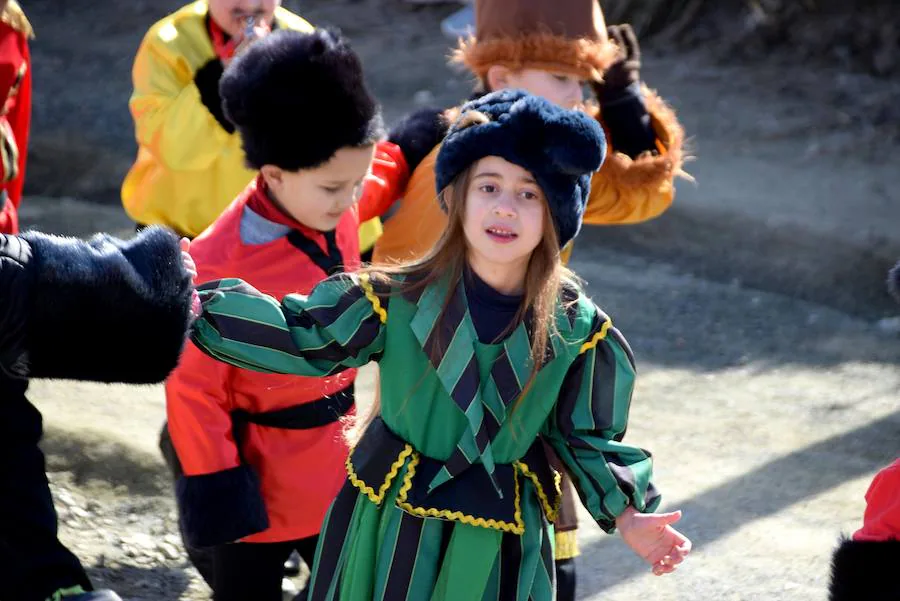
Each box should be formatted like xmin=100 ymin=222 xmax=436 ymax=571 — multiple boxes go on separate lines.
xmin=516 ymin=461 xmax=562 ymax=523
xmin=358 ymin=273 xmax=387 ymax=324
xmin=579 ymin=320 xmax=611 ymax=354
xmin=346 ymin=444 xmax=413 ymax=505
xmin=397 ymin=452 xmax=525 ymax=535
xmin=555 ymin=529 xmax=581 ymax=560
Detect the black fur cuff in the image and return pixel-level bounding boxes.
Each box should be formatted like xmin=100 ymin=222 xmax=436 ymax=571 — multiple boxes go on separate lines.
xmin=22 ymin=227 xmax=192 ymax=383
xmin=829 ymin=537 xmax=900 ymax=601
xmin=176 ymin=464 xmax=270 ymax=548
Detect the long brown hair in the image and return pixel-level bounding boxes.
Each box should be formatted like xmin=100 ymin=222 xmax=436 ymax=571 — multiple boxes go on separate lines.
xmin=345 ymin=163 xmax=577 ymax=445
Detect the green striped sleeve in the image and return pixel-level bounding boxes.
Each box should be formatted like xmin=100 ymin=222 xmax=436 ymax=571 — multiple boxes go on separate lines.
xmin=190 ymin=274 xmax=387 ymax=377
xmin=546 ymin=314 xmax=661 ymax=532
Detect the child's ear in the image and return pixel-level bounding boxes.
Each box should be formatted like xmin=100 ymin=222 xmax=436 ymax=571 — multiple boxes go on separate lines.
xmin=260 ymin=165 xmax=284 ymax=190
xmin=486 ymin=65 xmax=512 ymax=92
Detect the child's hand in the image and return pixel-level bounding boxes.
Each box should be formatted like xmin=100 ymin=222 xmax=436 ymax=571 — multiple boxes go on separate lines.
xmin=181 ymin=238 xmax=197 ymax=281
xmin=180 ymin=238 xmax=201 ymax=322
xmin=616 ymin=507 xmax=691 ymax=575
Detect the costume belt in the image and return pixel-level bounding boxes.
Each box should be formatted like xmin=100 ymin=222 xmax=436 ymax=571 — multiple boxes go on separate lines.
xmin=232 ymin=384 xmax=354 ymax=430
xmin=346 ymin=417 xmax=562 ymax=534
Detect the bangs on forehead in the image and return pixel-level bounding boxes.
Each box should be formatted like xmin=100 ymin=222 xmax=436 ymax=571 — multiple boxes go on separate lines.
xmin=471 ymin=157 xmax=538 ymax=184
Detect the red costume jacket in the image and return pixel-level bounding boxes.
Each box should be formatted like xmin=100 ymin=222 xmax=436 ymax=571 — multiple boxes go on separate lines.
xmin=0 ymin=3 xmax=32 ymax=234
xmin=167 ymin=143 xmax=407 ymax=545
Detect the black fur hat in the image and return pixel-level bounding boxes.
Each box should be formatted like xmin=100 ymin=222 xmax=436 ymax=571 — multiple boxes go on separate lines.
xmin=435 ymin=89 xmax=606 ymax=248
xmin=220 ymin=28 xmax=384 ymax=171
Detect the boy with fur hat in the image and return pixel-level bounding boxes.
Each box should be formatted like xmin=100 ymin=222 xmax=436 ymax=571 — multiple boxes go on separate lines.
xmin=186 ymin=88 xmax=691 ymax=601
xmin=372 ymin=2 xmax=686 ymax=596
xmin=829 ymin=458 xmax=900 ymax=601
xmin=0 ymin=227 xmax=194 ymax=601
xmin=164 ymin=27 xmax=438 ymax=600
xmin=124 ymin=0 xmax=313 ymax=581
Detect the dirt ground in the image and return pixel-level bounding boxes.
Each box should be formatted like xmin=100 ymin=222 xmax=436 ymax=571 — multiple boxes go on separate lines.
xmin=13 ymin=1 xmax=900 ymax=600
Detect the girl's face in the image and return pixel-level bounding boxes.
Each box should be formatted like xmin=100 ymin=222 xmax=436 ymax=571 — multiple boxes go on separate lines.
xmin=463 ymin=156 xmax=546 ymax=286
xmin=260 ymin=144 xmax=376 ymax=232
xmin=208 ymin=0 xmax=280 ymax=38
xmin=488 ymin=67 xmax=585 ymax=110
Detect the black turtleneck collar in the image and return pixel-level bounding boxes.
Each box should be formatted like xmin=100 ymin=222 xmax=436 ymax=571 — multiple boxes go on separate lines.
xmin=464 ymin=266 xmax=523 ymax=343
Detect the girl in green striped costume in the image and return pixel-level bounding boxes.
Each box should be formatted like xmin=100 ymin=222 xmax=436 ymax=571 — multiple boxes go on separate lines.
xmin=188 ymin=89 xmax=691 ymax=601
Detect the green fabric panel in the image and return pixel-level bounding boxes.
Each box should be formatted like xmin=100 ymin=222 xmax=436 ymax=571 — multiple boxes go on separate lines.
xmin=430 ymin=525 xmax=503 ymax=601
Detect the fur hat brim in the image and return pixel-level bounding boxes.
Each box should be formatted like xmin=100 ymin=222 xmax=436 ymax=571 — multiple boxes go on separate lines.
xmin=829 ymin=537 xmax=900 ymax=601
xmin=452 ymin=33 xmax=619 ymax=83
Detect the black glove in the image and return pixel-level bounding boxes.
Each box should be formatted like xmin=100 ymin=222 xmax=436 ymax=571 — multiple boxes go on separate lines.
xmin=592 ymin=24 xmax=641 ymax=104
xmin=387 ymin=106 xmax=451 ymax=173
xmin=194 ymin=58 xmax=235 ymax=134
xmin=0 ymin=234 xmax=34 ymax=379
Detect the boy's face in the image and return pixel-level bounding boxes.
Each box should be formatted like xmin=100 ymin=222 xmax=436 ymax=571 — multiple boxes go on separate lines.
xmin=261 ymin=144 xmax=377 ymax=232
xmin=208 ymin=0 xmax=280 ymax=38
xmin=487 ymin=67 xmax=585 ymax=110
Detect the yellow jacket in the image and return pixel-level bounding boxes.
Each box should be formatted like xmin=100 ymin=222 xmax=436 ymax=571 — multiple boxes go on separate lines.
xmin=121 ymin=2 xmax=392 ymax=247
xmin=372 ymin=87 xmax=685 ymax=265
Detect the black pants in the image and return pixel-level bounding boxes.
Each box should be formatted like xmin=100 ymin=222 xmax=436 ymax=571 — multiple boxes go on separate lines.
xmin=0 ymin=376 xmax=93 ymax=601
xmin=556 ymin=558 xmax=576 ymax=601
xmin=212 ymin=536 xmax=318 ymax=601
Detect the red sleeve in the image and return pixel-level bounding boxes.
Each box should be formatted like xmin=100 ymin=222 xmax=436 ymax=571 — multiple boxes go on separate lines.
xmin=357 ymin=140 xmax=410 ymax=223
xmin=0 ymin=28 xmax=30 ymax=208
xmin=0 ymin=117 xmax=18 ymax=184
xmin=165 ymin=340 xmax=242 ymax=475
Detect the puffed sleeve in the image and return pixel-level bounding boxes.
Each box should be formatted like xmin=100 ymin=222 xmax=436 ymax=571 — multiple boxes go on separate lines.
xmin=191 ymin=272 xmax=388 ymax=376
xmin=544 ymin=311 xmax=661 ymax=532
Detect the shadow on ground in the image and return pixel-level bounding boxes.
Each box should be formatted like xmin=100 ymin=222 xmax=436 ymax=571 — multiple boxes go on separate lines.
xmin=575 ymin=409 xmax=900 ymax=597
xmin=87 ymin=564 xmax=193 ymax=601
xmin=42 ymin=424 xmax=170 ymax=497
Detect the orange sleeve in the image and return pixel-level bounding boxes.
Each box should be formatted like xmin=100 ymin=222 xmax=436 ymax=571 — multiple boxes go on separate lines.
xmin=357 ymin=141 xmax=410 ymax=224
xmin=371 ymin=147 xmax=446 ymax=264
xmin=165 ymin=341 xmax=241 ymax=476
xmin=582 ymin=86 xmax=686 ymax=226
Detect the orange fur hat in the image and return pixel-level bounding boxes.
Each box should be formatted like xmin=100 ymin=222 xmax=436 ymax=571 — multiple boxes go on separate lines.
xmin=452 ymin=0 xmax=618 ymax=83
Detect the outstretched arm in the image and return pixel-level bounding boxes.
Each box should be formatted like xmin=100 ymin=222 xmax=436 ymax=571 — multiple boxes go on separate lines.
xmin=545 ymin=311 xmax=690 ymax=573
xmin=191 ymin=272 xmax=388 ymax=376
